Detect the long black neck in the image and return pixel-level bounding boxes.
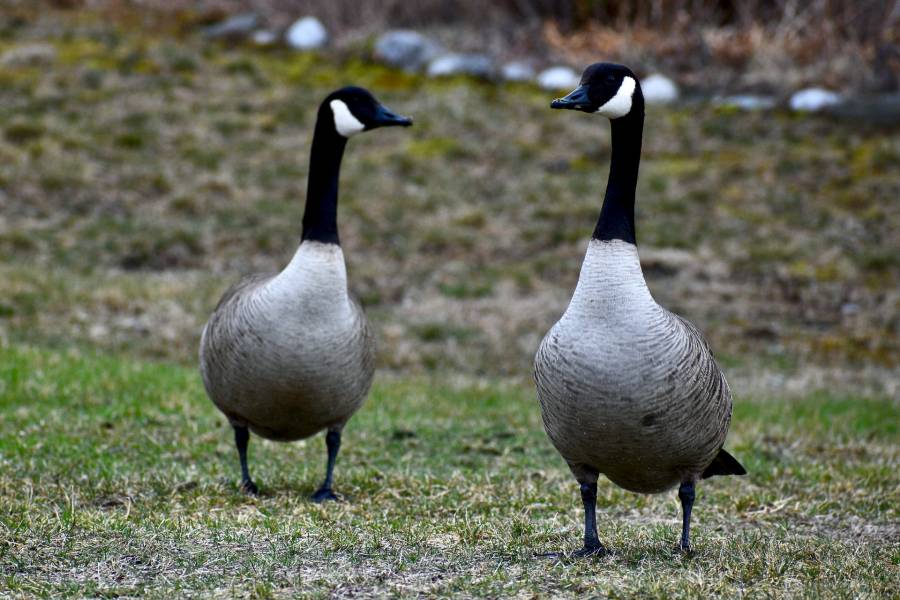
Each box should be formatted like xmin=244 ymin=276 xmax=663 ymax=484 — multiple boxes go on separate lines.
xmin=592 ymin=104 xmax=644 ymax=244
xmin=301 ymin=112 xmax=347 ymax=245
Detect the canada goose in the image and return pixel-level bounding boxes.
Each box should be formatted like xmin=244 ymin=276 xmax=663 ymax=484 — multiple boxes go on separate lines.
xmin=534 ymin=63 xmax=746 ymax=555
xmin=200 ymin=87 xmax=412 ymax=502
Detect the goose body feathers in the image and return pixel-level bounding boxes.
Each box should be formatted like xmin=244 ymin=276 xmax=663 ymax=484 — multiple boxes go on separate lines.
xmin=200 ymin=241 xmax=375 ymax=442
xmin=535 ymin=239 xmax=732 ymax=493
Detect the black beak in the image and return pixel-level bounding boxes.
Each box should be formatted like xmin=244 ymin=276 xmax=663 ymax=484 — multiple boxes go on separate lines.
xmin=550 ymin=85 xmax=592 ymax=111
xmin=371 ymin=103 xmax=413 ymax=128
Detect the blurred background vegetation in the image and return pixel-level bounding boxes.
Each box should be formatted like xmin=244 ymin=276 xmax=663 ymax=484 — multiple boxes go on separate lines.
xmin=0 ymin=0 xmax=897 ymax=389
xmin=16 ymin=0 xmax=900 ymax=91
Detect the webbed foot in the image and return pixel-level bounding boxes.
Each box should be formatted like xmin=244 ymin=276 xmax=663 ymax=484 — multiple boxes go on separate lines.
xmin=572 ymin=543 xmax=607 ymax=558
xmin=239 ymin=479 xmax=259 ymax=496
xmin=310 ymin=487 xmax=339 ymax=503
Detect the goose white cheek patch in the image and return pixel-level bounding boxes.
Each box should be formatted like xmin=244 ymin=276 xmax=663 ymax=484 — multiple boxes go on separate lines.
xmin=330 ymin=99 xmax=365 ymax=137
xmin=596 ymin=76 xmax=636 ymax=119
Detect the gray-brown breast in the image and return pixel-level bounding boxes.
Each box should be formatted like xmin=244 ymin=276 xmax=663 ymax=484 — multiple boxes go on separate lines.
xmin=200 ymin=246 xmax=375 ymax=442
xmin=534 ymin=240 xmax=732 ymax=493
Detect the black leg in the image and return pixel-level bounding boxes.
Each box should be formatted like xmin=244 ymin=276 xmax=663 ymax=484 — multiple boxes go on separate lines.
xmin=234 ymin=425 xmax=258 ymax=495
xmin=311 ymin=430 xmax=341 ymax=503
xmin=678 ymin=481 xmax=695 ymax=551
xmin=535 ymin=473 xmax=607 ymax=560
xmin=573 ymin=481 xmax=606 ymax=557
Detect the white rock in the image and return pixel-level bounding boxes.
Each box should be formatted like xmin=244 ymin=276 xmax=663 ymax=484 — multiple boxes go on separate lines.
xmin=641 ymin=74 xmax=679 ymax=105
xmin=251 ymin=30 xmax=278 ymax=46
xmin=714 ymin=95 xmax=776 ymax=111
xmin=789 ymin=87 xmax=842 ymax=112
xmin=374 ymin=30 xmax=442 ymax=71
xmin=501 ymin=61 xmax=535 ymax=82
xmin=426 ymin=54 xmax=493 ymax=78
xmin=537 ymin=66 xmax=579 ymax=91
xmin=285 ymin=16 xmax=327 ymax=50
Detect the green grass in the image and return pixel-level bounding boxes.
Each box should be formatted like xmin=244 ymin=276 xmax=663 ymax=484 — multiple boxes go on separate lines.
xmin=1 ymin=343 xmax=897 ymax=597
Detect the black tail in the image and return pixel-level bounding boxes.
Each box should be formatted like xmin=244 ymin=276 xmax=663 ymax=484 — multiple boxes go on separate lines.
xmin=701 ymin=449 xmax=747 ymax=479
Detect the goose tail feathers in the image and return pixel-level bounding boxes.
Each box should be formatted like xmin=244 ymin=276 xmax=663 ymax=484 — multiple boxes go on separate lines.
xmin=701 ymin=449 xmax=747 ymax=479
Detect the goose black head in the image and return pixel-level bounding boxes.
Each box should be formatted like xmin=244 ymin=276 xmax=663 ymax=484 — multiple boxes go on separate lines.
xmin=323 ymin=86 xmax=413 ymax=138
xmin=551 ymin=63 xmax=643 ymax=119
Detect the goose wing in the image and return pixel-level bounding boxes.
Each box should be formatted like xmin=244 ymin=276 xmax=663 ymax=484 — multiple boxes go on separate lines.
xmin=200 ymin=272 xmax=275 ymax=378
xmin=667 ymin=310 xmax=732 ymax=404
xmin=669 ymin=311 xmax=747 ymax=477
xmin=670 ymin=312 xmax=713 ymax=354
xmin=211 ymin=272 xmax=276 ymax=312
xmin=348 ymin=292 xmax=376 ymax=368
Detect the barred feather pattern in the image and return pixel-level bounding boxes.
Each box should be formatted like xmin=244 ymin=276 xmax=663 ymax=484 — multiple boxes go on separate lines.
xmin=534 ymin=239 xmax=732 ymax=494
xmin=200 ymin=241 xmax=375 ymax=442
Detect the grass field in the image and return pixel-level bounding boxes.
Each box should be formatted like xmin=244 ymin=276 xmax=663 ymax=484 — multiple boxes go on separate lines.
xmin=1 ymin=344 xmax=897 ymax=597
xmin=0 ymin=9 xmax=898 ymax=598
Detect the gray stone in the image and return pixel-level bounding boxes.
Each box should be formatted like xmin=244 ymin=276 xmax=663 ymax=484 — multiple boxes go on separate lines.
xmin=374 ymin=30 xmax=442 ymax=71
xmin=285 ymin=16 xmax=328 ymax=50
xmin=641 ymin=74 xmax=679 ymax=105
xmin=841 ymin=303 xmax=860 ymax=317
xmin=426 ymin=53 xmax=494 ymax=79
xmin=251 ymin=30 xmax=278 ymax=46
xmin=714 ymin=95 xmax=776 ymax=111
xmin=789 ymin=87 xmax=842 ymax=112
xmin=202 ymin=12 xmax=259 ymax=39
xmin=0 ymin=43 xmax=57 ymax=67
xmin=537 ymin=66 xmax=579 ymax=90
xmin=501 ymin=61 xmax=535 ymax=82
xmin=825 ymin=94 xmax=900 ymax=126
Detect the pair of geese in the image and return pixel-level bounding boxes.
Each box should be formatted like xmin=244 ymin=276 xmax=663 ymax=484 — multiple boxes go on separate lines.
xmin=199 ymin=62 xmax=746 ymax=555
